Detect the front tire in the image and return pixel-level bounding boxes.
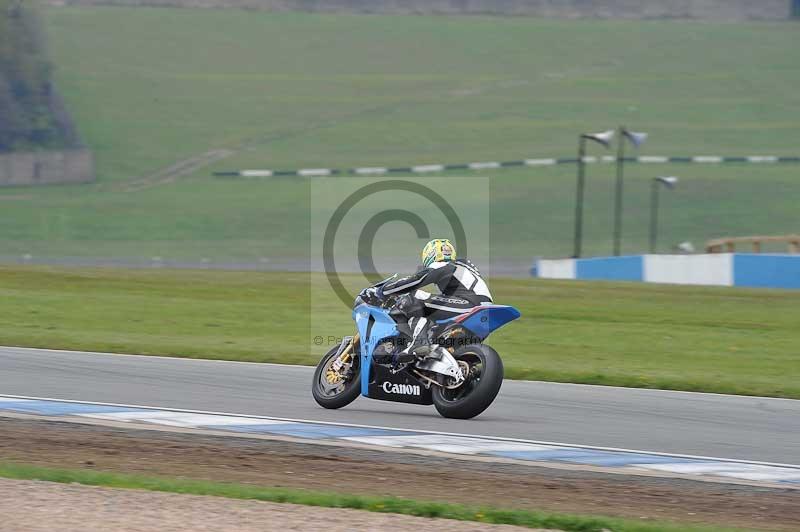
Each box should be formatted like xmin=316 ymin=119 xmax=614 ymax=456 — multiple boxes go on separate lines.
xmin=312 ymin=342 xmax=361 ymax=409
xmin=432 ymin=344 xmax=503 ymax=419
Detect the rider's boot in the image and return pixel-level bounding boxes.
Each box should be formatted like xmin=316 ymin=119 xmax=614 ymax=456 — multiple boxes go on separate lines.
xmin=394 ymin=317 xmax=432 ymax=363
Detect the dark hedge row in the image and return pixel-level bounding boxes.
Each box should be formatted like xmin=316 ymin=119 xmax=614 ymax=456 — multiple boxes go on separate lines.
xmin=0 ymin=1 xmax=78 ymax=151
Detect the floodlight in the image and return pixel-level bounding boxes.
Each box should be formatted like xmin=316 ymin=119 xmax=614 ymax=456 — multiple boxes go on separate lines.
xmin=612 ymin=126 xmax=649 ymax=255
xmin=582 ymin=129 xmax=615 ymax=148
xmin=622 ymin=129 xmax=648 ymax=148
xmin=656 ymin=176 xmax=679 ymax=188
xmin=650 ymin=176 xmax=680 ymax=253
xmin=573 ymin=128 xmax=614 ymax=257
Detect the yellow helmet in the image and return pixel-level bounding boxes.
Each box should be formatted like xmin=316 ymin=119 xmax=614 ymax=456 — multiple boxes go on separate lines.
xmin=421 ymin=239 xmax=456 ymax=268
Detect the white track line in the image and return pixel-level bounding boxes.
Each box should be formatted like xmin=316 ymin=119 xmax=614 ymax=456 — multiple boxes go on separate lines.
xmin=1 ymin=393 xmax=797 ymax=470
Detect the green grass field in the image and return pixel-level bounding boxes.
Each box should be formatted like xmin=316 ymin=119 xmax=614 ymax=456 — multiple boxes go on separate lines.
xmin=0 ymin=7 xmax=797 ymax=260
xmin=2 ymin=266 xmax=798 ymax=398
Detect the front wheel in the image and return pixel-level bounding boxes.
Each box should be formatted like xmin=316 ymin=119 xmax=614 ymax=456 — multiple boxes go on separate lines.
xmin=432 ymin=344 xmax=503 ymax=419
xmin=312 ymin=340 xmax=361 ymax=409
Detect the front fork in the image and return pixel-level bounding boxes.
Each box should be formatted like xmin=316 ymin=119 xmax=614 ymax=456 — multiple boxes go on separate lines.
xmin=326 ymin=333 xmax=359 ymax=383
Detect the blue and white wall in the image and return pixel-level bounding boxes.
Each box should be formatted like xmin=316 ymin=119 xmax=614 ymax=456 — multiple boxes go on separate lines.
xmin=536 ymin=254 xmax=800 ymax=289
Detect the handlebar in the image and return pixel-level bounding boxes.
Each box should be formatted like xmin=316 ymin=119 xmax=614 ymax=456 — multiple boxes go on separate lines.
xmin=355 ymin=288 xmax=397 ymax=310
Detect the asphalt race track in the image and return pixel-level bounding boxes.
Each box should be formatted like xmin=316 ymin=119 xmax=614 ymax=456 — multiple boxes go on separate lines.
xmin=1 ymin=346 xmax=798 ymax=464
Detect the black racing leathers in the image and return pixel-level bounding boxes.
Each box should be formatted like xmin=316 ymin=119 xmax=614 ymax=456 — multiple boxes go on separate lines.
xmin=378 ymin=259 xmax=492 ymax=320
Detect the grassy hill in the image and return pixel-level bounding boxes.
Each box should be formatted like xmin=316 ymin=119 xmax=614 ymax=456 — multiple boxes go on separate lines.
xmin=0 ymin=7 xmax=797 ymax=261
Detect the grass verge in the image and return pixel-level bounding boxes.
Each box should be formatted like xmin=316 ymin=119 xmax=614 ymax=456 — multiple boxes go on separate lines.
xmin=1 ymin=265 xmax=798 ymax=398
xmin=0 ymin=462 xmax=741 ymax=532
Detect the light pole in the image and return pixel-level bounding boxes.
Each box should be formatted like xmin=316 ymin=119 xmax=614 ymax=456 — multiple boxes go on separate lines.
xmin=613 ymin=126 xmax=647 ymax=256
xmin=649 ymin=176 xmax=678 ymax=254
xmin=573 ymin=129 xmax=614 ymax=258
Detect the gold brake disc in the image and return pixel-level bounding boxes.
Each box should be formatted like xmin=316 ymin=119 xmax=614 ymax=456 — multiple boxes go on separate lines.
xmin=325 ymin=368 xmax=343 ymax=384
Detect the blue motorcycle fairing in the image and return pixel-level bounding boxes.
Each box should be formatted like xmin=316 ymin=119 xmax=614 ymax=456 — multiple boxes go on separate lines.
xmin=438 ymin=305 xmax=521 ymax=341
xmin=352 ymin=302 xmax=521 ymax=399
xmin=353 ymin=303 xmax=399 ymax=397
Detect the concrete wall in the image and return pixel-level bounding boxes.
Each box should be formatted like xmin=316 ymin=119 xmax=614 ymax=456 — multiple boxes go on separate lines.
xmin=535 ymin=254 xmax=800 ymax=289
xmin=46 ymin=0 xmax=793 ymax=21
xmin=644 ymin=254 xmax=733 ymax=286
xmin=0 ymin=149 xmax=95 ymax=187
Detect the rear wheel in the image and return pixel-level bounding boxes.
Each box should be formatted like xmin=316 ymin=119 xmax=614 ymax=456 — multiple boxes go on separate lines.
xmin=432 ymin=344 xmax=503 ymax=419
xmin=311 ymin=341 xmax=361 ymax=409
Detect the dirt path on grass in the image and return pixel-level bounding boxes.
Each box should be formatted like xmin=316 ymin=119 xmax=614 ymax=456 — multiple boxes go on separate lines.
xmin=108 ymin=149 xmax=234 ymax=192
xmin=1 ymin=417 xmax=798 ymax=531
xmin=0 ymin=478 xmax=540 ymax=532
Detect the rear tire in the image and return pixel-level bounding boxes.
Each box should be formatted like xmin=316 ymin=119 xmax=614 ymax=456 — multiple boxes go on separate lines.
xmin=311 ymin=342 xmax=361 ymax=409
xmin=432 ymin=344 xmax=503 ymax=419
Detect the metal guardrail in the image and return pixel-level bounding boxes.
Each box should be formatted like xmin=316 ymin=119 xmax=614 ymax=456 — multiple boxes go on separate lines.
xmin=706 ymin=235 xmax=800 ymax=254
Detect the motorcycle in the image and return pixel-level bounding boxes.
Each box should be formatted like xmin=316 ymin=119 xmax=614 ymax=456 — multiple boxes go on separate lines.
xmin=312 ymin=275 xmax=521 ymax=419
